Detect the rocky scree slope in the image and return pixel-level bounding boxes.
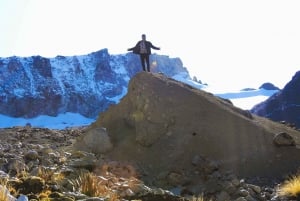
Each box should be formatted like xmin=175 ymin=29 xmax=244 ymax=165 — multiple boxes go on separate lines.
xmin=0 ymin=126 xmax=191 ymax=201
xmin=0 ymin=125 xmax=296 ymax=201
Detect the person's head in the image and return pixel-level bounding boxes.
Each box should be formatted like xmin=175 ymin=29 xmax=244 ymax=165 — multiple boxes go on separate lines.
xmin=142 ymin=34 xmax=146 ymax=40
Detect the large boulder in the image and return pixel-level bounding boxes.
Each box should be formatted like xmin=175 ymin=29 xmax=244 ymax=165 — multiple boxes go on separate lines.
xmin=87 ymin=72 xmax=300 ymax=188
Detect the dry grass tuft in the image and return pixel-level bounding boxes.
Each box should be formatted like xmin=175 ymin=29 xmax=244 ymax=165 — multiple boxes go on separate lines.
xmin=38 ymin=190 xmax=52 ymax=201
xmin=278 ymin=175 xmax=300 ymax=197
xmin=190 ymin=196 xmax=205 ymax=201
xmin=189 ymin=194 xmax=213 ymax=201
xmin=0 ymin=179 xmax=18 ymax=199
xmin=71 ymin=171 xmax=119 ymax=200
xmin=37 ymin=166 xmax=65 ymax=183
xmin=0 ymin=185 xmax=11 ymax=201
xmin=38 ymin=167 xmax=55 ymax=182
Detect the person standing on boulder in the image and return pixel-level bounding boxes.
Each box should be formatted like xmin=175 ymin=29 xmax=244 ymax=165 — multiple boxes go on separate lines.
xmin=127 ymin=34 xmax=160 ymax=72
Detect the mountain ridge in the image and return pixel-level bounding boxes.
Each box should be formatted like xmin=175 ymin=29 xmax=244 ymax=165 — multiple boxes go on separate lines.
xmin=0 ymin=49 xmax=190 ymax=118
xmin=251 ymin=71 xmax=300 ymax=128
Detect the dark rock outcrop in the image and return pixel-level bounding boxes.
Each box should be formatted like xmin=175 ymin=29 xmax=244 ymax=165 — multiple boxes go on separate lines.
xmin=251 ymin=71 xmax=300 ymax=128
xmin=0 ymin=49 xmax=189 ymax=118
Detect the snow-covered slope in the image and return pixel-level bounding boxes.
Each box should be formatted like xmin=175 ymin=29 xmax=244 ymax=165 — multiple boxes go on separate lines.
xmin=0 ymin=71 xmax=278 ymax=129
xmin=0 ymin=49 xmax=188 ymax=119
xmin=0 ymin=49 xmax=280 ymax=129
xmin=213 ymin=89 xmax=278 ymax=110
xmin=172 ymin=74 xmax=278 ymax=110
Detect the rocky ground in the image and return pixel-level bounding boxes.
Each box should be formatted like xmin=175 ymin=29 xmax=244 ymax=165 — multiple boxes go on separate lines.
xmin=0 ymin=126 xmax=191 ymax=201
xmin=0 ymin=125 xmax=297 ymax=201
xmin=1 ymin=73 xmax=300 ymax=201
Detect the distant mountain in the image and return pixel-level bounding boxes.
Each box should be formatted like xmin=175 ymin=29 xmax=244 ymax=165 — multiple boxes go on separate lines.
xmin=208 ymin=82 xmax=279 ymax=110
xmin=0 ymin=49 xmax=190 ymax=118
xmin=0 ymin=48 xmax=288 ymax=128
xmin=258 ymin=82 xmax=280 ymax=90
xmin=251 ymin=71 xmax=300 ymax=128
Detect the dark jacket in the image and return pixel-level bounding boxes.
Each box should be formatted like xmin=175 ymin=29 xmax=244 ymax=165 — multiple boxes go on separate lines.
xmin=128 ymin=40 xmax=160 ymax=55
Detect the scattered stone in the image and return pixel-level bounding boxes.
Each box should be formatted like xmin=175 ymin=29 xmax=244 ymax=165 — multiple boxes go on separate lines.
xmin=73 ymin=127 xmax=113 ymax=154
xmin=273 ymin=132 xmax=296 ymax=146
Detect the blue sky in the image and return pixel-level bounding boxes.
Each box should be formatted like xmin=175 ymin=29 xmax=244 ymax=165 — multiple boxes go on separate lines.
xmin=1 ymin=0 xmax=300 ymax=90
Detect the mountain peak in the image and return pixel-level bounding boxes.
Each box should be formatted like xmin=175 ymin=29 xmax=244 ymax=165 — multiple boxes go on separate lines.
xmin=259 ymin=82 xmax=280 ymax=90
xmin=252 ymin=70 xmax=300 ymax=128
xmin=0 ymin=50 xmax=189 ymax=118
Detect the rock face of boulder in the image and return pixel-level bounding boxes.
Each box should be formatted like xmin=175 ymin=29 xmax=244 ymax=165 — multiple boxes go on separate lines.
xmin=89 ymin=72 xmax=300 ymax=187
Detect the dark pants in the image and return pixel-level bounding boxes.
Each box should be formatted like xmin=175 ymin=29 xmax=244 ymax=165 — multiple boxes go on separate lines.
xmin=139 ymin=54 xmax=150 ymax=72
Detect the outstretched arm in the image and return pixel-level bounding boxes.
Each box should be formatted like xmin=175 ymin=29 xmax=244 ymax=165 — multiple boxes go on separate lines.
xmin=128 ymin=41 xmax=140 ymax=51
xmin=150 ymin=42 xmax=160 ymax=50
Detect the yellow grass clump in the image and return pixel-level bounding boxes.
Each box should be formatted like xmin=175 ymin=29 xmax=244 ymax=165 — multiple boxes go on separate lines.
xmin=37 ymin=166 xmax=65 ymax=183
xmin=278 ymin=175 xmax=300 ymax=197
xmin=189 ymin=194 xmax=213 ymax=201
xmin=0 ymin=185 xmax=11 ymax=201
xmin=71 ymin=172 xmax=119 ymax=200
xmin=0 ymin=179 xmax=18 ymax=201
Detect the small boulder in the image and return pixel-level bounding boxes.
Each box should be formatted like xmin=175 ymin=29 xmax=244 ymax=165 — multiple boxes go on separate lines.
xmin=73 ymin=127 xmax=113 ymax=154
xmin=273 ymin=132 xmax=295 ymax=147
